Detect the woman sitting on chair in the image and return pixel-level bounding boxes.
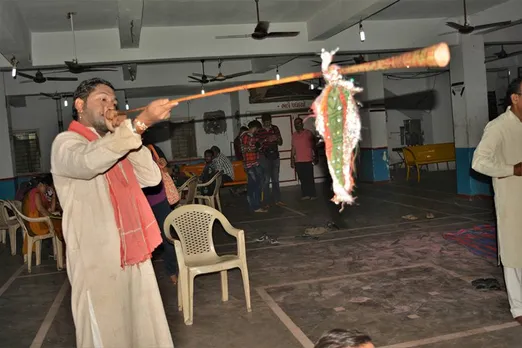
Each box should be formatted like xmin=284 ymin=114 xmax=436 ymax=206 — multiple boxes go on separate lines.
xmin=22 ymin=175 xmax=62 ymax=258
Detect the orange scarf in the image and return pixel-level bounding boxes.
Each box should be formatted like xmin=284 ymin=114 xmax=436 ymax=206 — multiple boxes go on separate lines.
xmin=69 ymin=121 xmax=162 ymax=268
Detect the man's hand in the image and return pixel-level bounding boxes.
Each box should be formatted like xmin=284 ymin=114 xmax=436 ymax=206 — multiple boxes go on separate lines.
xmin=136 ymin=99 xmax=178 ymax=127
xmin=104 ymin=110 xmax=127 ymax=132
xmin=514 ymin=162 xmax=522 ymax=176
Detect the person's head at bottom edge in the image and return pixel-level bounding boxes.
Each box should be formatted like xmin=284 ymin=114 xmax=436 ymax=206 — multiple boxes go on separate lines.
xmin=314 ymin=329 xmax=374 ymax=348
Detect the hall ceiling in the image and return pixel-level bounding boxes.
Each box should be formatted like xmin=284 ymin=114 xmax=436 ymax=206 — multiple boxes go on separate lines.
xmin=17 ymin=0 xmax=510 ymax=32
xmin=1 ymin=0 xmax=518 ymax=71
xmin=372 ymin=0 xmax=510 ymax=20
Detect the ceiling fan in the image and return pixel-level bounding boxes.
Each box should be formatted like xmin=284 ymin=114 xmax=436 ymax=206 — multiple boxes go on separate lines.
xmin=18 ymin=70 xmax=78 ymax=84
xmin=215 ymin=0 xmax=299 ymax=40
xmin=445 ymin=0 xmax=511 ymax=34
xmin=188 ymin=60 xmax=212 ymax=84
xmin=55 ymin=12 xmax=118 ymax=74
xmin=485 ymin=45 xmax=522 ymax=63
xmin=40 ymin=92 xmax=74 ymax=100
xmin=192 ymin=59 xmax=252 ymax=82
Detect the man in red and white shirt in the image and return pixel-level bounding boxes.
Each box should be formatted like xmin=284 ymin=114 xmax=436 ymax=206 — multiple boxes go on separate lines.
xmin=291 ymin=117 xmax=317 ymax=200
xmin=240 ymin=120 xmax=266 ymax=213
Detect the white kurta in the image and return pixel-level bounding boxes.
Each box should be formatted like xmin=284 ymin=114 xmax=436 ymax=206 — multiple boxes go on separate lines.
xmin=472 ymin=107 xmax=522 ymax=268
xmin=51 ymin=121 xmax=174 ymax=348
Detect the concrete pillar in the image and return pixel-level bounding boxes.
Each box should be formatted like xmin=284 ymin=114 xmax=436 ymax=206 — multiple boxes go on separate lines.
xmin=0 ymin=74 xmax=16 ymax=199
xmin=358 ymin=70 xmax=390 ymax=182
xmin=450 ymin=35 xmax=492 ymax=197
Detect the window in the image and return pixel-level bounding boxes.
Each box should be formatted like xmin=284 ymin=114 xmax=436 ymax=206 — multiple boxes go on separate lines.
xmin=170 ymin=122 xmax=197 ymax=159
xmin=13 ymin=131 xmax=41 ymax=175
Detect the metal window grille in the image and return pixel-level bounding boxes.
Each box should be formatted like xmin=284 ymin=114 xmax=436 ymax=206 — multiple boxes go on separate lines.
xmin=170 ymin=122 xmax=197 ymax=159
xmin=13 ymin=130 xmax=41 ymax=175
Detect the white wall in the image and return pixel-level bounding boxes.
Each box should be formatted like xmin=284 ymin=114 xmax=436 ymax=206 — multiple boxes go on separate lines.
xmin=5 ymin=80 xmax=317 ymax=179
xmin=10 ymin=96 xmax=74 ymax=173
xmin=384 ymin=71 xmax=454 ymax=168
xmin=429 ymin=72 xmax=454 ymax=144
xmin=485 ymin=54 xmax=521 ymax=115
xmin=127 ymin=95 xmax=233 ymax=159
xmin=487 ymin=69 xmax=511 ymax=115
xmin=8 ymin=93 xmax=236 ymax=173
xmin=3 ymin=56 xmax=460 ymax=179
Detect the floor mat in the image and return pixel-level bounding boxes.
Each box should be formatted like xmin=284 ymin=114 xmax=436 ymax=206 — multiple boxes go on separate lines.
xmin=443 ymin=224 xmax=498 ymax=260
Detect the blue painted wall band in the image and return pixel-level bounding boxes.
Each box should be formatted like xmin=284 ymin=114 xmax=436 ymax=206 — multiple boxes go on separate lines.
xmin=0 ymin=178 xmax=16 ymax=200
xmin=358 ymin=148 xmax=390 ymax=182
xmin=455 ymin=147 xmax=492 ymax=196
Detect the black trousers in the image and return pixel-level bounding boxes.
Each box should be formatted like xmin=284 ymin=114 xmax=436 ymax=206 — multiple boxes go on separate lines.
xmin=151 ymin=198 xmax=178 ymax=277
xmin=222 ymin=174 xmax=233 ymax=183
xmin=295 ymin=162 xmax=316 ymax=197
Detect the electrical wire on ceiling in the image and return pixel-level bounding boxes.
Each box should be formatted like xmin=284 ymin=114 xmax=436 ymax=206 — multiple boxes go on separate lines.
xmin=384 ymin=70 xmax=448 ymax=80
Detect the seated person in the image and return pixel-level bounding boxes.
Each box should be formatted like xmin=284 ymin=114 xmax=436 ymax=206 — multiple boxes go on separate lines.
xmin=15 ymin=179 xmax=36 ymax=202
xmin=42 ymin=174 xmax=62 ymax=211
xmin=22 ymin=176 xmax=63 ymax=258
xmin=199 ymin=149 xmax=217 ymax=196
xmin=211 ymin=145 xmax=234 ymax=183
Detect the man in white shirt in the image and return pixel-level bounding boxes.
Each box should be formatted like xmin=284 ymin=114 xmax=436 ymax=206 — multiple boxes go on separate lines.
xmin=472 ymin=77 xmax=522 ymax=325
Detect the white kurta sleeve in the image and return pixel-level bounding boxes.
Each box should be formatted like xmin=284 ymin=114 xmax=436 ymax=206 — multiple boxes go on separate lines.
xmin=51 ymin=122 xmax=142 ymax=180
xmin=126 ymin=146 xmax=162 ymax=188
xmin=472 ymin=122 xmax=513 ymax=178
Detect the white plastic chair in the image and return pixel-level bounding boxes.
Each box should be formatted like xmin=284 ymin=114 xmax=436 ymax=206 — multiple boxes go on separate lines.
xmin=195 ymin=171 xmax=223 ymax=212
xmin=164 ymin=204 xmax=251 ymax=325
xmin=10 ymin=200 xmax=22 ymax=212
xmin=7 ymin=201 xmax=64 ymax=273
xmin=0 ymin=200 xmax=21 ymax=255
xmin=177 ymin=176 xmax=198 ymax=206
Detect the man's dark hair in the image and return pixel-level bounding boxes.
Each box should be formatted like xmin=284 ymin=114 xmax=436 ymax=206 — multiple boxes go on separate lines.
xmin=72 ymin=107 xmax=79 ymax=121
xmin=314 ymin=329 xmax=372 ymax=348
xmin=261 ymin=113 xmax=272 ymax=121
xmin=248 ymin=120 xmax=262 ymax=129
xmin=240 ymin=126 xmax=249 ymax=132
xmin=505 ymin=77 xmax=522 ymax=108
xmin=204 ymin=149 xmax=214 ymax=157
xmin=36 ymin=174 xmax=53 ymax=187
xmin=73 ymin=77 xmax=115 ymax=106
xmin=211 ymin=146 xmax=221 ymax=154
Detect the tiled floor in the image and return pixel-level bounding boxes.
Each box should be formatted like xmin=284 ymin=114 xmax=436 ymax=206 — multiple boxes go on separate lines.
xmin=1 ymin=170 xmax=521 ymax=348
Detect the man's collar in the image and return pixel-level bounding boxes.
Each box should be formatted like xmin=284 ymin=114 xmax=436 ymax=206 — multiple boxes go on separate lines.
xmin=507 ymin=106 xmax=522 ymax=122
xmin=87 ymin=126 xmax=103 ymax=138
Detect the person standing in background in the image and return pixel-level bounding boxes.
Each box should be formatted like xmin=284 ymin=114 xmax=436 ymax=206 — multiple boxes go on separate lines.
xmin=234 ymin=126 xmax=249 ymax=161
xmin=256 ymin=113 xmax=284 ymax=208
xmin=241 ymin=120 xmax=266 ymax=213
xmin=142 ymin=139 xmax=179 ymax=287
xmin=291 ymin=117 xmax=318 ymax=200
